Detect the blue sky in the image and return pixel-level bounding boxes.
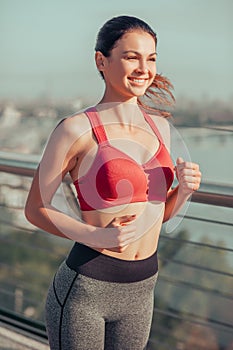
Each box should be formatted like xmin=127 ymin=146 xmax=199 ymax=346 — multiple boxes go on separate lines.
xmin=0 ymin=0 xmax=232 ymax=103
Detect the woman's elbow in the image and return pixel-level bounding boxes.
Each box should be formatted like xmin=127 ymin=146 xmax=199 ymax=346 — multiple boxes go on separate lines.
xmin=24 ymin=197 xmax=40 ymax=226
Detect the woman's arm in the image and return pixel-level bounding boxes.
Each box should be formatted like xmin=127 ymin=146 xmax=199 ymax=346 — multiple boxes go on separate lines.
xmin=163 ymin=157 xmax=201 ymax=222
xmin=149 ymin=116 xmax=201 ymax=223
xmin=24 ymin=116 xmax=138 ymax=249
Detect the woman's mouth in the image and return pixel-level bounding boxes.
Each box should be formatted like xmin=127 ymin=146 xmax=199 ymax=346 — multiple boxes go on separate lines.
xmin=128 ymin=77 xmax=147 ymax=84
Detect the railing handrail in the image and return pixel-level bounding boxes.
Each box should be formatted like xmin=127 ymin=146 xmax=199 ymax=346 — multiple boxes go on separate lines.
xmin=0 ymin=154 xmax=232 ymax=208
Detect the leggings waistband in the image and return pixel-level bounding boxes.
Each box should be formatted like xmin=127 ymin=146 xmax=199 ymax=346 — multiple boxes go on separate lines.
xmin=66 ymin=243 xmax=158 ymax=283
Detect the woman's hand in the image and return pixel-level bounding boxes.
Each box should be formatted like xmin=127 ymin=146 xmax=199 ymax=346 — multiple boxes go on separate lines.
xmin=90 ymin=215 xmax=137 ymax=252
xmin=163 ymin=157 xmax=201 ymax=222
xmin=175 ymin=157 xmax=202 ymax=196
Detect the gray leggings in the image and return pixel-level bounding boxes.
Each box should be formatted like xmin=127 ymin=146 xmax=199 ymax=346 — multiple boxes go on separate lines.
xmin=45 ymin=245 xmax=158 ymax=350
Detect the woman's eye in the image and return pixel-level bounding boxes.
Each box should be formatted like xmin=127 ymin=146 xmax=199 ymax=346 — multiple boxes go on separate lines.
xmin=149 ymin=57 xmax=156 ymax=62
xmin=126 ymin=56 xmax=137 ymax=60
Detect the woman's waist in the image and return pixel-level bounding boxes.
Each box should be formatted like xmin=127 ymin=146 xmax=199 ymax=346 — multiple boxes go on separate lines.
xmin=94 ymin=225 xmax=161 ymax=261
xmin=66 ymin=242 xmax=158 ymax=283
xmin=80 ymin=201 xmax=164 ymax=261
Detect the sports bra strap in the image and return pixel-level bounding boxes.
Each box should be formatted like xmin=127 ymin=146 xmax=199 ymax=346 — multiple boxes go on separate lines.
xmin=85 ymin=107 xmax=165 ymax=145
xmin=85 ymin=107 xmax=108 ymax=144
xmin=140 ymin=109 xmax=164 ymax=144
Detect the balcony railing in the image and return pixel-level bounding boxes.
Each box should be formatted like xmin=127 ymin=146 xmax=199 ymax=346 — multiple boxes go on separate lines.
xmin=0 ymin=152 xmax=232 ymax=350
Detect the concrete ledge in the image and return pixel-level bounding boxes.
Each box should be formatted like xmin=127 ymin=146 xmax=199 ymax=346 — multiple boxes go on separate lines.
xmin=0 ymin=324 xmax=49 ymax=350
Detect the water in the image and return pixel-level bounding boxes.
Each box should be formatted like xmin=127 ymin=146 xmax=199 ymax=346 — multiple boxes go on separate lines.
xmin=165 ymin=126 xmax=233 ymax=260
xmin=173 ymin=126 xmax=233 ymax=186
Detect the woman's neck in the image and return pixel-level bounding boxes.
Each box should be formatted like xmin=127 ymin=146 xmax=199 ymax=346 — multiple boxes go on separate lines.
xmin=95 ymin=101 xmax=145 ymax=126
xmin=98 ymin=88 xmax=138 ymax=105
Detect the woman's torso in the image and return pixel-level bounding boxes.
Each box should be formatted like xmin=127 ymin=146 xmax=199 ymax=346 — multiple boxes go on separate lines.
xmin=69 ymin=105 xmax=171 ymax=260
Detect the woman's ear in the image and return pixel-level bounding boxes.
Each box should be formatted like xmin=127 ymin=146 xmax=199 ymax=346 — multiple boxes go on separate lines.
xmin=95 ymin=51 xmax=106 ymax=73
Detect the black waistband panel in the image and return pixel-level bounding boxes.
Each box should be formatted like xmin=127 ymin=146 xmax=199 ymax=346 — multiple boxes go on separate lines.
xmin=66 ymin=243 xmax=158 ymax=283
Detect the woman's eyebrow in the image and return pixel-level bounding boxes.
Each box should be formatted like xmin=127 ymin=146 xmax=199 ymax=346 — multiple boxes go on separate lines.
xmin=122 ymin=50 xmax=157 ymax=56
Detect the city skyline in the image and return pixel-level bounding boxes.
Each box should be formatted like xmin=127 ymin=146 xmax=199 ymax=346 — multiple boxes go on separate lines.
xmin=0 ymin=0 xmax=232 ymax=103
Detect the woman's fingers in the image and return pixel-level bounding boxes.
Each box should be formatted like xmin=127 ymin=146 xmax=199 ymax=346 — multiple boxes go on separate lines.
xmin=109 ymin=214 xmax=137 ymax=227
xmin=175 ymin=157 xmax=202 ymax=194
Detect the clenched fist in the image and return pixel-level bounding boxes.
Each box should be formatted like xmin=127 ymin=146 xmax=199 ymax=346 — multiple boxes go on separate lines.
xmin=175 ymin=157 xmax=201 ymax=195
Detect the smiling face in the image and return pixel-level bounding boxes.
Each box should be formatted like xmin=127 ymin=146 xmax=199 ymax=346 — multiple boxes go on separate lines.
xmin=96 ymin=30 xmax=157 ymax=103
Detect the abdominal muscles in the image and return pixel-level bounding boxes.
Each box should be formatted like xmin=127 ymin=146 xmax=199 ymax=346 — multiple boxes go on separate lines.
xmin=81 ymin=201 xmax=165 ymax=261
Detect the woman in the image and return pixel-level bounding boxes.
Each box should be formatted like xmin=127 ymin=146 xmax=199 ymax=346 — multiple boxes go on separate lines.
xmin=25 ymin=15 xmax=201 ymax=350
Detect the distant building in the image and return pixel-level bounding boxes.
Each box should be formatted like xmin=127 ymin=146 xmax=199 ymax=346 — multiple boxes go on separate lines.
xmin=1 ymin=104 xmax=21 ymax=128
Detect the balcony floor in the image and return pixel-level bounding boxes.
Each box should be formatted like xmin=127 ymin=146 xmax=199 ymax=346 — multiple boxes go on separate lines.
xmin=0 ymin=323 xmax=49 ymax=350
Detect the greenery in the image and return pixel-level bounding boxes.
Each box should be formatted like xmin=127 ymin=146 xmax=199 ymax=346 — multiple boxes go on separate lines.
xmin=148 ymin=229 xmax=233 ymax=349
xmin=0 ymin=209 xmax=72 ymax=321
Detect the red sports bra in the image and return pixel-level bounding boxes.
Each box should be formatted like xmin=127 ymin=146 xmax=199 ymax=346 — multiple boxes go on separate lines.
xmin=73 ymin=107 xmax=174 ymax=211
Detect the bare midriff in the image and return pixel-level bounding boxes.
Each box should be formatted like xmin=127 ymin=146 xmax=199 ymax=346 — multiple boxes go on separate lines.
xmin=81 ymin=201 xmax=165 ymax=261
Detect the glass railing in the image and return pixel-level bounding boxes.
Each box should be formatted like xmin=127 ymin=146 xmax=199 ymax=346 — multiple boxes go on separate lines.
xmin=149 ymin=200 xmax=233 ymax=349
xmin=0 ymin=152 xmax=232 ymax=350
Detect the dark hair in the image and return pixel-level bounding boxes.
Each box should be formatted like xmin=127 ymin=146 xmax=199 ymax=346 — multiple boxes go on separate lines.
xmin=95 ymin=15 xmax=157 ymax=56
xmin=95 ymin=15 xmax=175 ymax=117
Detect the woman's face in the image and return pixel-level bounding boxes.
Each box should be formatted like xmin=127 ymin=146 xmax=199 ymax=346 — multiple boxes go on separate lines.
xmin=96 ymin=30 xmax=157 ymax=102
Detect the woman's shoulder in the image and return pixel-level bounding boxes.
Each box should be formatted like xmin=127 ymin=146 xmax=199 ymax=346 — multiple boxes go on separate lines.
xmin=147 ymin=112 xmax=171 ymax=143
xmin=146 ymin=110 xmax=170 ymax=125
xmin=46 ymin=109 xmax=94 ymax=156
xmin=55 ymin=110 xmax=91 ymax=137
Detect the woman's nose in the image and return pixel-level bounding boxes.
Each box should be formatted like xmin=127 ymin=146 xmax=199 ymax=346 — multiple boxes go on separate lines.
xmin=135 ymin=60 xmax=149 ymax=73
